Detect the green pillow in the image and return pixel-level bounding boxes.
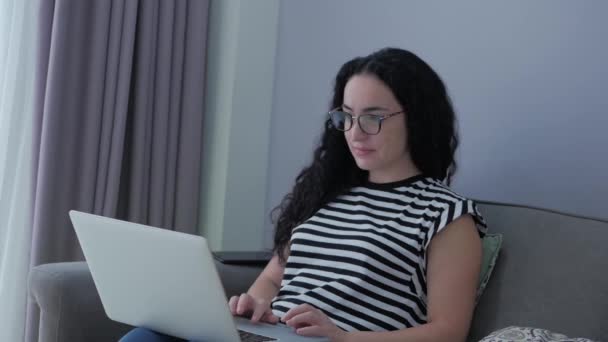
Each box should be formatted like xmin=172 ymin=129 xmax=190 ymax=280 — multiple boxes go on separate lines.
xmin=476 ymin=233 xmax=502 ymax=301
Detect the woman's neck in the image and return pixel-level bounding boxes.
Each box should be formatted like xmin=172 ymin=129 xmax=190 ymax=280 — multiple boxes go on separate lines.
xmin=368 ymin=158 xmax=421 ymax=184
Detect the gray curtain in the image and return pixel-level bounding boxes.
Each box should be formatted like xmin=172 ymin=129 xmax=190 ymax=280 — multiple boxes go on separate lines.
xmin=26 ymin=0 xmax=209 ymax=341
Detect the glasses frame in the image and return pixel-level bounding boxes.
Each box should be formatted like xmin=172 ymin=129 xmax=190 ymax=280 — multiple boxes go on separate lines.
xmin=327 ymin=107 xmax=405 ymax=135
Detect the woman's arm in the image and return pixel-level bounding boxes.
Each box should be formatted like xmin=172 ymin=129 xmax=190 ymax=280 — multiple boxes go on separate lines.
xmin=228 ymin=254 xmax=286 ymax=322
xmin=339 ymin=214 xmax=482 ymax=342
xmin=247 ymin=254 xmax=285 ymax=301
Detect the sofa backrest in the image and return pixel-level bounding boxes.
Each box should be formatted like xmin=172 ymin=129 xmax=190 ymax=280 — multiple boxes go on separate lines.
xmin=469 ymin=201 xmax=608 ymax=341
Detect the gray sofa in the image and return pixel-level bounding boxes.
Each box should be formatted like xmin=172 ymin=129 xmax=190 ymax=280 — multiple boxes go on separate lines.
xmin=28 ymin=201 xmax=608 ymax=341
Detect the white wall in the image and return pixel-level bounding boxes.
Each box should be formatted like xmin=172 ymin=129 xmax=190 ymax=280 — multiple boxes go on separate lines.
xmin=199 ymin=0 xmax=279 ymax=251
xmin=264 ymin=0 xmax=608 ymax=246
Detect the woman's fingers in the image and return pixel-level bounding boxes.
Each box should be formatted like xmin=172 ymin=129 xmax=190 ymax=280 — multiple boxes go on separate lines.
xmin=229 ymin=293 xmax=278 ymax=325
xmin=261 ymin=311 xmax=280 ymax=324
xmin=236 ymin=293 xmax=254 ymax=315
xmin=284 ymin=310 xmax=317 ymax=328
xmin=282 ymin=304 xmax=344 ymax=339
xmin=250 ymin=302 xmax=267 ymax=322
xmin=282 ymin=303 xmax=315 ymax=322
xmin=294 ymin=325 xmax=323 ymax=337
xmin=228 ymin=295 xmax=239 ymax=314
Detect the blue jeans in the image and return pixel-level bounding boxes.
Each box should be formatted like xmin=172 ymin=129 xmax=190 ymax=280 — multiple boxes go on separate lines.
xmin=119 ymin=328 xmax=190 ymax=342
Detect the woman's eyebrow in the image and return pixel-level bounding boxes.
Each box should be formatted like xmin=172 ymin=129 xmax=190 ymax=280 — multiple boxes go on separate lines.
xmin=342 ymin=104 xmax=390 ymax=112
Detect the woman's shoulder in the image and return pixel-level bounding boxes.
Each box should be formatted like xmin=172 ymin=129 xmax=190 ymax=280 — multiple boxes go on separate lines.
xmin=408 ymin=177 xmax=470 ymax=202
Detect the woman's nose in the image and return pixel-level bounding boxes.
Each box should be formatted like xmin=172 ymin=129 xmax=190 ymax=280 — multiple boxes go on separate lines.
xmin=348 ymin=117 xmax=367 ymax=141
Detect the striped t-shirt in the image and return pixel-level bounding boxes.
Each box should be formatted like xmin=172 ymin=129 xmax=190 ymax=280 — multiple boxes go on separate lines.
xmin=271 ymin=175 xmax=486 ymax=332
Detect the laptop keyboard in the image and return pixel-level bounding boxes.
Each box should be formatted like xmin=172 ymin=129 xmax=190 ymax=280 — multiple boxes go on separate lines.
xmin=238 ymin=329 xmax=277 ymax=342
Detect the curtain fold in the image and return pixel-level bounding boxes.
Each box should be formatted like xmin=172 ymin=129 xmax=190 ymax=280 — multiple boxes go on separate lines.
xmin=0 ymin=0 xmax=38 ymax=340
xmin=123 ymin=0 xmax=208 ymax=231
xmin=25 ymin=0 xmax=209 ymax=341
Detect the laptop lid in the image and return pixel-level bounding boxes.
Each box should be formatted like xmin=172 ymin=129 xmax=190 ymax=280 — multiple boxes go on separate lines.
xmin=70 ymin=211 xmax=329 ymax=342
xmin=70 ymin=210 xmax=241 ymax=341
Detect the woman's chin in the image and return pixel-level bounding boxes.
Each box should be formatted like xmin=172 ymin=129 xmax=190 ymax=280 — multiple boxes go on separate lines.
xmin=354 ymin=159 xmax=375 ymax=171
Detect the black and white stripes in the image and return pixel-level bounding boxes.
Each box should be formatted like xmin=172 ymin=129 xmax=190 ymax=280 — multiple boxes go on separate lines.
xmin=271 ymin=175 xmax=486 ymax=332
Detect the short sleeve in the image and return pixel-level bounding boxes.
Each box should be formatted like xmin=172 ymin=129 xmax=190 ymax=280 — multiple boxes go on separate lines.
xmin=424 ymin=198 xmax=487 ymax=249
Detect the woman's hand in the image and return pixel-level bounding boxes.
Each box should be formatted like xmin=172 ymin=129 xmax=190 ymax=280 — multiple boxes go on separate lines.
xmin=228 ymin=293 xmax=279 ymax=324
xmin=282 ymin=304 xmax=347 ymax=341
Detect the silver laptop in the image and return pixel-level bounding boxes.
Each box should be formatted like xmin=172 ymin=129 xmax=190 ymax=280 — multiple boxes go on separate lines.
xmin=70 ymin=210 xmax=328 ymax=342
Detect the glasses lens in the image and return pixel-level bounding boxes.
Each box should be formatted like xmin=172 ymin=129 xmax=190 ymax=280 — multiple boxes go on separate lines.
xmin=329 ymin=111 xmax=351 ymax=131
xmin=359 ymin=115 xmax=381 ymax=135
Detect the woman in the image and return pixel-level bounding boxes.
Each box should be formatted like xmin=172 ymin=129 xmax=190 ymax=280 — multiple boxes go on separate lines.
xmin=122 ymin=47 xmax=486 ymax=342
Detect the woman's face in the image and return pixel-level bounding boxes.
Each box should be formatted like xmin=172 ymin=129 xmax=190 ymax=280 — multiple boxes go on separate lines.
xmin=342 ymin=73 xmax=416 ymax=182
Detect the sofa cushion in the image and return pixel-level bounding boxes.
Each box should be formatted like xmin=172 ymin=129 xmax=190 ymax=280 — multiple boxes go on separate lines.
xmin=468 ymin=202 xmax=608 ymax=341
xmin=479 ymin=326 xmax=598 ymax=342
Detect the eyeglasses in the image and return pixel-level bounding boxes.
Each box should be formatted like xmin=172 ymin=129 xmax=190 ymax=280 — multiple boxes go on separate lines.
xmin=328 ymin=107 xmax=405 ymax=135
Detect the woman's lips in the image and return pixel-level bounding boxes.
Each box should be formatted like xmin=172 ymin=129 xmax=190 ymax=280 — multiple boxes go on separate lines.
xmin=352 ymin=147 xmax=374 ymax=157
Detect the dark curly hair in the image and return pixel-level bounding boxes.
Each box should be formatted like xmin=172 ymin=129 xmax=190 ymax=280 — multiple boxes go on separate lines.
xmin=272 ymin=47 xmax=459 ymax=263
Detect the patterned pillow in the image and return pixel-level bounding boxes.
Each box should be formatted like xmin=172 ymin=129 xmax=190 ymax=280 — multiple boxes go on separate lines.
xmin=477 ymin=233 xmax=502 ymax=301
xmin=479 ymin=326 xmax=599 ymax=342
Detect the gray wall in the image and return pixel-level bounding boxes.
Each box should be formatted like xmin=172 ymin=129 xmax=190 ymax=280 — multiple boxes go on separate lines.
xmin=264 ymin=1 xmax=608 ymax=246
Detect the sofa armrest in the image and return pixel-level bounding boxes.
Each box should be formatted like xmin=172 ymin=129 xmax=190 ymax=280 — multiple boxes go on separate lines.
xmin=28 ymin=261 xmax=264 ymax=342
xmin=28 ymin=262 xmax=132 ymax=342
